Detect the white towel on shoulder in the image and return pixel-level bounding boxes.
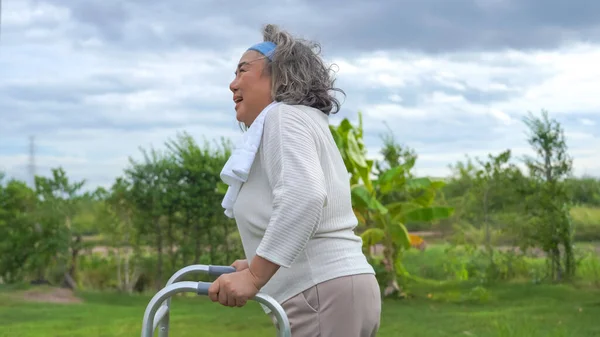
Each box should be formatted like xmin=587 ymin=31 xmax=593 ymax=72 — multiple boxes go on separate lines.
xmin=220 ymin=101 xmax=281 ymax=218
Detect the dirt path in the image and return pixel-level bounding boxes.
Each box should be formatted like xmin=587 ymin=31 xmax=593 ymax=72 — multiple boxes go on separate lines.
xmin=17 ymin=287 xmax=82 ymax=304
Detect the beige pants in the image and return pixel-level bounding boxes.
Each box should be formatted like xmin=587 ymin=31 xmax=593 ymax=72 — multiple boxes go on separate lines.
xmin=270 ymin=273 xmax=381 ymax=337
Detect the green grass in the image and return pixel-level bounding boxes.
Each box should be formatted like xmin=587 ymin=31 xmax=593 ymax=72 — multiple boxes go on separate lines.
xmin=1 ymin=282 xmax=599 ymax=337
xmin=3 ymin=239 xmax=598 ymax=337
xmin=571 ymin=206 xmax=600 ymax=242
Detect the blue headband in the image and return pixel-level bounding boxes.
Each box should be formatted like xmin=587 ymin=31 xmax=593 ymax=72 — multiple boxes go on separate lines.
xmin=247 ymin=41 xmax=276 ymax=60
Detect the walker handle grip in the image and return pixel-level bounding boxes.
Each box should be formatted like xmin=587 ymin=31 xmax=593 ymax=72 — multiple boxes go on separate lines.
xmin=208 ymin=265 xmax=236 ymax=277
xmin=197 ymin=282 xmax=211 ymax=295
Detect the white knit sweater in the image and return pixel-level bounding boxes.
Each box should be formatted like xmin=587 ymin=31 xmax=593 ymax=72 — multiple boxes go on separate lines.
xmin=232 ymin=103 xmax=375 ymax=307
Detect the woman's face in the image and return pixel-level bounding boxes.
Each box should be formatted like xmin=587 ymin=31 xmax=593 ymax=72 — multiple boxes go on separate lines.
xmin=229 ymin=50 xmax=273 ymax=127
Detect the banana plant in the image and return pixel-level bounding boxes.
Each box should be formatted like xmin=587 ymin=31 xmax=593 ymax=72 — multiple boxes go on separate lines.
xmin=329 ymin=112 xmax=374 ymax=192
xmin=353 ymin=163 xmax=454 ymax=294
xmin=330 ymin=113 xmax=454 ymax=296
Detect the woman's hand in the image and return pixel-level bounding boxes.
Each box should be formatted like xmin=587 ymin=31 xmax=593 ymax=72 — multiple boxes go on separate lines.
xmin=231 ymin=259 xmax=249 ymax=271
xmin=207 ymin=269 xmax=260 ymax=307
xmin=208 ymin=255 xmax=280 ymax=307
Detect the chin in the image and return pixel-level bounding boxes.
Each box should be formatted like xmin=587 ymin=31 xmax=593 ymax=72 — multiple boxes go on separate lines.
xmin=235 ymin=109 xmax=246 ymax=125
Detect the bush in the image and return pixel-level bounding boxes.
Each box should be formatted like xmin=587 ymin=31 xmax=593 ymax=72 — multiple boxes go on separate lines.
xmin=574 ymin=246 xmax=600 ymax=288
xmin=78 ymin=253 xmax=118 ymax=290
xmin=402 ymin=243 xmax=545 ymax=284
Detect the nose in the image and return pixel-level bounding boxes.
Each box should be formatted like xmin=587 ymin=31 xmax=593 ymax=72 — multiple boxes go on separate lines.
xmin=229 ymin=77 xmax=239 ymax=93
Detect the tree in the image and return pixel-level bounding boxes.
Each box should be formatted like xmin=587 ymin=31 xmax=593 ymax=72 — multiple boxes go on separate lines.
xmin=34 ymin=167 xmax=87 ymax=288
xmin=521 ymin=109 xmax=575 ymax=281
xmin=0 ymin=178 xmax=38 ymax=282
xmin=119 ymin=133 xmax=236 ymax=290
xmin=472 ymin=150 xmax=525 ymax=247
xmin=95 ymin=178 xmax=140 ymax=293
xmin=126 ymin=147 xmax=170 ymax=290
xmin=377 ymin=124 xmax=418 ymax=174
xmin=165 ymin=132 xmax=236 ymax=266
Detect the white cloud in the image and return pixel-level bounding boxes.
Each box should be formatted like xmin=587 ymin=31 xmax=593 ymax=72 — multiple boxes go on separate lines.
xmin=581 ymin=118 xmax=596 ymax=126
xmin=2 ymin=1 xmax=600 ymax=192
xmin=332 ymin=42 xmax=600 ymax=178
xmin=4 ymin=1 xmax=69 ymax=27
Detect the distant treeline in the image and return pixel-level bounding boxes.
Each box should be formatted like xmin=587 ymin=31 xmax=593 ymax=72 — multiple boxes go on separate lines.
xmin=1 ymin=110 xmax=599 ymax=294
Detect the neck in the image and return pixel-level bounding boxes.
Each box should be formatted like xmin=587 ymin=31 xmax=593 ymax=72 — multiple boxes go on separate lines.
xmin=245 ymin=101 xmax=275 ymax=127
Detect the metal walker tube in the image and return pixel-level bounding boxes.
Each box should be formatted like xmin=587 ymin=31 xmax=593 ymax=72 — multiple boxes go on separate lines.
xmin=155 ymin=264 xmax=216 ymax=336
xmin=141 ymin=264 xmax=291 ymax=337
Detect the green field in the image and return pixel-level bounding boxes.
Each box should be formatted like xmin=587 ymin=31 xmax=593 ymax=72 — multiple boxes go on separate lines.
xmin=571 ymin=206 xmax=600 ymax=242
xmin=1 ymin=282 xmax=599 ymax=337
xmin=2 ymin=240 xmax=599 ymax=337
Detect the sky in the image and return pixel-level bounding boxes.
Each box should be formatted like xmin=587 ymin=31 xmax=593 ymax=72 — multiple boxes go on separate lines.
xmin=1 ymin=0 xmax=600 ymax=190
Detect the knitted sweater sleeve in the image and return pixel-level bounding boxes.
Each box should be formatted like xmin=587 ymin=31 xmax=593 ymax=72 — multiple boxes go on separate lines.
xmin=255 ymin=105 xmax=327 ymax=268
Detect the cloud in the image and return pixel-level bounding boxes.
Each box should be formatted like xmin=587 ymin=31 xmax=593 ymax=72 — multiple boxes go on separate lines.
xmin=16 ymin=0 xmax=600 ymax=54
xmin=1 ymin=0 xmax=600 ymax=191
xmin=330 ymin=43 xmax=600 ymax=178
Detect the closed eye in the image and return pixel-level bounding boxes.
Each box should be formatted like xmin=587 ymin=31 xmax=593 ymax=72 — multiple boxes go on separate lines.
xmin=235 ymin=61 xmax=250 ymax=76
xmin=234 ymin=68 xmax=247 ymax=76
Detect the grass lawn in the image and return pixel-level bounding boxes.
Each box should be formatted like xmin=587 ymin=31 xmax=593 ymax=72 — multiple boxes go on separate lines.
xmin=1 ymin=281 xmax=599 ymax=337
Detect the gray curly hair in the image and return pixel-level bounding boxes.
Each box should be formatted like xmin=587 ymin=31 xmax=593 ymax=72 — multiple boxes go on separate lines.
xmin=261 ymin=24 xmax=345 ymax=115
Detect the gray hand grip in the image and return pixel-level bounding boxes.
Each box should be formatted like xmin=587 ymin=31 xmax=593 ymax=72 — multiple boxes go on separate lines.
xmin=197 ymin=281 xmax=211 ymax=295
xmin=208 ymin=265 xmax=236 ymax=276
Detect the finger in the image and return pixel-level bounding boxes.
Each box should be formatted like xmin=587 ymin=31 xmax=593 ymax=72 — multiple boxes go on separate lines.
xmin=227 ymin=293 xmax=236 ymax=307
xmin=232 ymin=260 xmax=243 ymax=271
xmin=218 ymin=285 xmax=228 ymax=306
xmin=208 ymin=280 xmax=219 ymax=302
xmin=235 ymin=297 xmax=247 ymax=307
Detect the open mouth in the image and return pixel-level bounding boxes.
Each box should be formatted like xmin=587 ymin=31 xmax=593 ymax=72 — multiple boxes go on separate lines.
xmin=234 ymin=97 xmax=243 ymax=110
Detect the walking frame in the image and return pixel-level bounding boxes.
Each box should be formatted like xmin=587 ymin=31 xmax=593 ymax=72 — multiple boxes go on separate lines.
xmin=140 ymin=264 xmax=292 ymax=337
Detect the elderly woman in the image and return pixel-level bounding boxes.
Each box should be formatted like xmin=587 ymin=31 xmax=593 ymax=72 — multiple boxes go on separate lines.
xmin=209 ymin=24 xmax=381 ymax=337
